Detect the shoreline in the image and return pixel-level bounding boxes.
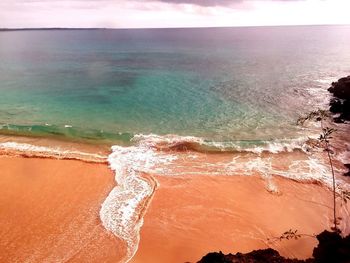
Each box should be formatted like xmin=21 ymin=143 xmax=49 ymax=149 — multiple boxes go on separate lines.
xmin=0 ymin=106 xmax=349 ymax=262
xmin=0 ymin=134 xmax=110 ymax=163
xmin=1 ymin=145 xmax=349 ymax=262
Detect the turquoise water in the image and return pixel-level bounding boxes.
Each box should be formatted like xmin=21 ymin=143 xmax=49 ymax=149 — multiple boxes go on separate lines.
xmin=1 ymin=26 xmax=350 ymax=145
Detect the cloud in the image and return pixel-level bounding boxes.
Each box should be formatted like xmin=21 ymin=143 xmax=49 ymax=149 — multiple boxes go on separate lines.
xmin=0 ymin=0 xmax=349 ymax=28
xmin=0 ymin=0 xmax=303 ymax=8
xmin=154 ymin=0 xmax=304 ymax=7
xmin=156 ymin=0 xmax=241 ymax=7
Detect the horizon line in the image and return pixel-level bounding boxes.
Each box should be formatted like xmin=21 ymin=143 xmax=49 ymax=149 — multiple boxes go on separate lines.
xmin=1 ymin=23 xmax=350 ymax=31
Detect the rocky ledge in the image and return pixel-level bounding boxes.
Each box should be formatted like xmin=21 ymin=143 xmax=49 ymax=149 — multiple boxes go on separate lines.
xmin=328 ymin=76 xmax=350 ymax=177
xmin=328 ymin=76 xmax=350 ymax=123
xmin=196 ymin=231 xmax=350 ymax=263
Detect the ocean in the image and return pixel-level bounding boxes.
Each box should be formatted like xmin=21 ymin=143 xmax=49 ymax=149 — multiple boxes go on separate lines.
xmin=1 ymin=25 xmax=350 ymax=262
xmin=1 ymin=25 xmax=350 ymax=147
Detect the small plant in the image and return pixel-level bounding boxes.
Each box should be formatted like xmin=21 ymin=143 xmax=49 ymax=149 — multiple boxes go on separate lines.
xmin=298 ymin=109 xmax=339 ymax=232
xmin=278 ymin=229 xmax=302 ymax=241
xmin=270 ymin=109 xmax=350 ymax=244
xmin=267 ymin=229 xmax=315 ymax=244
xmin=296 ymin=109 xmax=329 ymax=125
xmin=319 ymin=126 xmax=339 ymax=232
xmin=339 ymin=190 xmax=350 ymax=204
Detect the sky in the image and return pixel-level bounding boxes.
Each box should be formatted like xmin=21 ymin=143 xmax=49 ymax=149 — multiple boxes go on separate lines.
xmin=1 ymin=0 xmax=350 ymax=29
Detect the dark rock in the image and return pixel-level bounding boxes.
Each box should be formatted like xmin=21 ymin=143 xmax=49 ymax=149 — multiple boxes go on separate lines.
xmin=329 ymin=98 xmax=343 ymax=113
xmin=328 ymin=76 xmax=350 ymax=122
xmin=334 ymin=117 xmax=345 ymax=123
xmin=313 ymin=230 xmax=350 ymax=263
xmin=328 ymin=77 xmax=350 ymax=99
xmin=344 ymin=164 xmax=350 ymax=177
xmin=197 ymin=248 xmax=310 ymax=263
xmin=197 ymin=231 xmax=350 ymax=263
xmin=198 ymin=251 xmax=233 ymax=263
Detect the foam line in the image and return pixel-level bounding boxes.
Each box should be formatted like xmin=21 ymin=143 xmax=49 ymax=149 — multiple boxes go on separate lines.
xmin=0 ymin=142 xmax=107 ymax=163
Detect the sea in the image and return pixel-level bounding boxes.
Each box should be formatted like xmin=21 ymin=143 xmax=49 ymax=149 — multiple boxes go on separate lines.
xmin=1 ymin=25 xmax=350 ymax=262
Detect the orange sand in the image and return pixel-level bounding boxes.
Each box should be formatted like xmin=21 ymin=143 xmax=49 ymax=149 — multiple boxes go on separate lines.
xmin=0 ymin=156 xmax=125 ymax=263
xmin=131 ymin=174 xmax=349 ymax=263
xmin=1 ymin=155 xmax=349 ymax=263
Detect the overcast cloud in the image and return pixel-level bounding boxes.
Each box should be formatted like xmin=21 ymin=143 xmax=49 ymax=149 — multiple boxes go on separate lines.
xmin=0 ymin=0 xmax=349 ymax=28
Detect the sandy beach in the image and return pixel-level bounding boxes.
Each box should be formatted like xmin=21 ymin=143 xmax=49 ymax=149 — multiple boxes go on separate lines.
xmin=131 ymin=174 xmax=349 ymax=263
xmin=0 ymin=155 xmax=125 ymax=263
xmin=1 ymin=152 xmax=349 ymax=263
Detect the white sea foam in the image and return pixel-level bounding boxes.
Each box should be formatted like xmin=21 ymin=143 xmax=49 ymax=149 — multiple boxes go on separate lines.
xmin=204 ymin=136 xmax=316 ymax=154
xmin=64 ymin=125 xmax=73 ymax=128
xmin=132 ymin=133 xmax=205 ymax=147
xmin=0 ymin=142 xmax=106 ymax=162
xmin=133 ymin=135 xmax=346 ymax=189
xmin=305 ymin=86 xmax=332 ymax=109
xmin=316 ymin=77 xmax=336 ymax=84
xmin=134 ymin=133 xmax=317 ymax=154
xmin=100 ymin=136 xmax=177 ymax=263
xmin=225 ymin=155 xmax=345 ymax=189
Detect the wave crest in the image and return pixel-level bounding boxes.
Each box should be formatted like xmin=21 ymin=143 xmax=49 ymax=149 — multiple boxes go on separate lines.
xmin=132 ymin=133 xmax=315 ymax=154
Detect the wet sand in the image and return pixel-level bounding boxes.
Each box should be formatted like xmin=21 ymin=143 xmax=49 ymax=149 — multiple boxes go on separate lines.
xmin=131 ymin=174 xmax=349 ymax=263
xmin=0 ymin=156 xmax=125 ymax=263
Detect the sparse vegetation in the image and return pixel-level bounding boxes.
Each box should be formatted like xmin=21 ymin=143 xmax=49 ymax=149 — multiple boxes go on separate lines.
xmin=298 ymin=109 xmax=339 ymax=232
xmin=340 ymin=190 xmax=350 ymax=204
xmin=267 ymin=229 xmax=316 ymax=244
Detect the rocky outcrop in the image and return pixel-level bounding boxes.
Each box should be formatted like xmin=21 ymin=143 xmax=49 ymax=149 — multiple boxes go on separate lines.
xmin=328 ymin=76 xmax=350 ymax=123
xmin=196 ymin=231 xmax=350 ymax=263
xmin=313 ymin=230 xmax=350 ymax=263
xmin=343 ymin=164 xmax=350 ymax=177
xmin=197 ymin=249 xmax=310 ymax=263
